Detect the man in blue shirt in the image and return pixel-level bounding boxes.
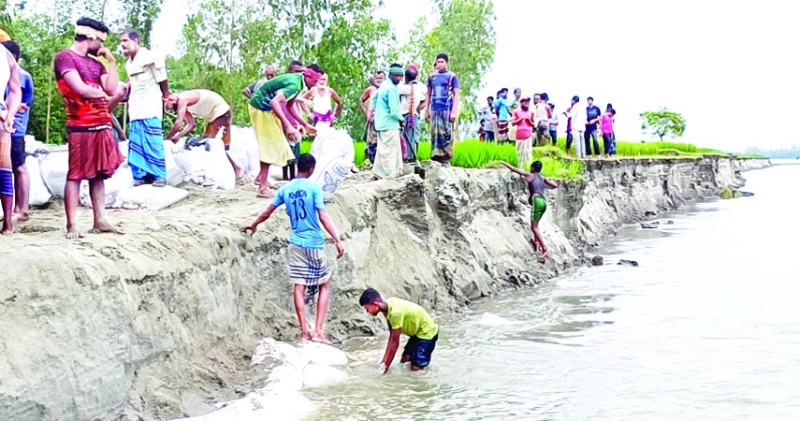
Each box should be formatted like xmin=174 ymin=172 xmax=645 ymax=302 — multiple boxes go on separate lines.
xmin=584 ymin=96 xmax=602 ymax=156
xmin=493 ymin=88 xmax=511 ymax=142
xmin=425 ymin=53 xmax=460 ymax=166
xmin=2 ymin=41 xmax=33 ymax=222
xmin=242 ymin=153 xmax=345 ymax=344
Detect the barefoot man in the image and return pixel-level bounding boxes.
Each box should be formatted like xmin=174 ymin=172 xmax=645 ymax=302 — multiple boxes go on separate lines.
xmin=242 ymin=153 xmax=345 ymax=344
xmin=248 ymin=64 xmax=321 ymax=198
xmin=359 ymin=71 xmax=384 ymax=164
xmin=2 ymin=41 xmax=31 ymax=226
xmin=0 ymin=41 xmax=21 ymax=234
xmin=500 ymin=160 xmax=557 ymax=262
xmin=164 ymin=89 xmax=243 ymax=179
xmin=53 ymin=18 xmax=125 ymax=239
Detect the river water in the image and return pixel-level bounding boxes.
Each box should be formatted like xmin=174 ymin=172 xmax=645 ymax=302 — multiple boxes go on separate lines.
xmin=305 ymin=164 xmax=800 ymax=421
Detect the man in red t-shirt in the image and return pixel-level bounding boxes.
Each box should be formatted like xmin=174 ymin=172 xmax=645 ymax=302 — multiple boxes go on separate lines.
xmin=53 ymin=17 xmax=124 ymax=239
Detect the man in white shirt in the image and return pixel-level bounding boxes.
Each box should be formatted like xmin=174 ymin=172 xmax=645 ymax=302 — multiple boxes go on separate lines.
xmin=397 ymin=66 xmax=427 ymax=163
xmin=565 ymin=95 xmax=586 ymax=158
xmin=533 ymin=93 xmax=550 ymax=146
xmin=120 ymin=28 xmax=170 ymax=187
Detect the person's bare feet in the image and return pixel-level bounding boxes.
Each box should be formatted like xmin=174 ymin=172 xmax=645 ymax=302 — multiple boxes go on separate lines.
xmin=539 ymin=248 xmax=549 ymax=264
xmin=300 ymin=331 xmax=313 ymax=342
xmin=90 ymin=220 xmax=125 ymax=235
xmin=311 ymin=332 xmax=332 ymax=345
xmin=1 ymin=221 xmax=12 ymax=235
xmin=66 ymin=226 xmax=82 ymax=239
xmin=234 ymin=168 xmax=244 ymax=180
xmin=257 ymin=187 xmax=275 ymax=198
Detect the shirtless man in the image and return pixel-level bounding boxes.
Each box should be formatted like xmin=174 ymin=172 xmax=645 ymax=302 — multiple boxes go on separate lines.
xmin=164 ymin=89 xmax=243 ymax=178
xmin=501 ymin=160 xmax=557 ymax=263
xmin=359 ymin=71 xmax=384 ymax=164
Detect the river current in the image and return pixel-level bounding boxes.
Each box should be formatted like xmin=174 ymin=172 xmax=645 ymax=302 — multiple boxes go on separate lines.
xmin=304 ymin=163 xmax=800 ymax=421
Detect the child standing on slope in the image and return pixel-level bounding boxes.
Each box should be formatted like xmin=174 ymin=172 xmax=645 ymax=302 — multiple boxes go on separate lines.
xmin=501 ymin=160 xmax=558 ymax=263
xmin=359 ymin=288 xmax=439 ymax=374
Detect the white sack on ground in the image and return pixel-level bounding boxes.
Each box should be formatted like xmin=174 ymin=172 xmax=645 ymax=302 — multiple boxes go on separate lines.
xmin=172 ymin=137 xmax=235 ymax=190
xmin=302 ymin=362 xmax=348 ymax=389
xmin=117 ymin=185 xmax=188 ymax=211
xmin=162 ymin=140 xmax=185 ymax=187
xmin=308 ymin=127 xmax=355 ymax=201
xmin=171 ymin=390 xmax=315 ymax=421
xmin=229 ymin=126 xmax=260 ymax=178
xmin=297 ymin=341 xmax=349 ymax=367
xmin=79 ymin=165 xmax=135 ymax=209
xmin=38 ymin=147 xmax=69 ymax=198
xmin=26 ymin=155 xmax=52 ymax=206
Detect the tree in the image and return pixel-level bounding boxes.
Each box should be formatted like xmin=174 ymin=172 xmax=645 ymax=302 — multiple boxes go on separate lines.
xmin=640 ymin=109 xmax=687 ymax=141
xmin=405 ymin=0 xmax=496 ymax=125
xmin=122 ymin=0 xmax=163 ymax=47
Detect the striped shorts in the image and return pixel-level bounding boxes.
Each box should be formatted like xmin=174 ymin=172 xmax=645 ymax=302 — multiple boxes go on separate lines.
xmin=288 ymin=244 xmax=332 ymax=287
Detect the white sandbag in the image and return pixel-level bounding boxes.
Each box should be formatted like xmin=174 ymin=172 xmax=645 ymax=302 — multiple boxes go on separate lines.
xmin=259 ymin=365 xmax=304 ymax=393
xmin=79 ymin=165 xmax=135 ymax=209
xmin=118 ymin=140 xmax=129 ymax=160
xmin=25 ymin=155 xmax=52 ymax=206
xmin=297 ymin=342 xmax=349 ymax=367
xmin=117 ymin=185 xmax=188 ymax=211
xmin=172 ymin=137 xmax=235 ymax=190
xmin=172 ymin=139 xmax=211 ymax=186
xmin=308 ymin=128 xmax=355 ymax=201
xmin=206 ymin=137 xmax=236 ymax=190
xmin=172 ymin=390 xmax=315 ymax=421
xmin=38 ymin=147 xmax=69 ymax=198
xmin=229 ymin=126 xmax=260 ymax=178
xmin=162 ymin=140 xmax=185 ymax=187
xmin=250 ymin=338 xmax=310 ymax=369
xmin=302 ymin=362 xmax=347 ymax=389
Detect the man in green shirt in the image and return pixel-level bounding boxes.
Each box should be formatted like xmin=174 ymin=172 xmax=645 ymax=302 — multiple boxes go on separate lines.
xmin=247 ymin=64 xmax=322 ymax=198
xmin=359 ymin=288 xmax=439 ymax=373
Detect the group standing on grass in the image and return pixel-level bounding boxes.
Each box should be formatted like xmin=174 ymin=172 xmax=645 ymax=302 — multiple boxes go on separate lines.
xmin=480 ymin=92 xmax=618 ymax=159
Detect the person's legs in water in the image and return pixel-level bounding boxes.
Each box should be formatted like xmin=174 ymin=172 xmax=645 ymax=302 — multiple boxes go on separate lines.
xmin=409 ymin=334 xmax=438 ymax=371
xmin=89 ymin=178 xmax=124 ymax=234
xmin=293 ymin=284 xmax=312 ymax=341
xmin=401 ymin=336 xmax=418 ymax=364
xmin=531 ymin=195 xmax=548 ymax=262
xmin=11 ymin=136 xmax=29 ymax=222
xmin=311 ymin=281 xmax=332 ymax=344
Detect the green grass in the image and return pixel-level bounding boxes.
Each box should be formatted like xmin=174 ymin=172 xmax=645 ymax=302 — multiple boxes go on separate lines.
xmin=297 ymin=136 xmax=756 ymax=180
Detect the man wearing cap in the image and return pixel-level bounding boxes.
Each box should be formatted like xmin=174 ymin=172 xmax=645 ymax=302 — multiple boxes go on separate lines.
xmin=247 ymin=64 xmax=322 ymax=198
xmin=370 ymin=63 xmax=404 ymax=179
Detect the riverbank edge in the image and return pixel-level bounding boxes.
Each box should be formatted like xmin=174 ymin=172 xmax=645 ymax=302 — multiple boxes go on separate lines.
xmin=0 ymin=157 xmax=771 ymax=421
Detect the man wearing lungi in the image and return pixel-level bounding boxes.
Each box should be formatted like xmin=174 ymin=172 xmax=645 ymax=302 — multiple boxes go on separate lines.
xmin=425 ymin=53 xmax=460 ymax=166
xmin=242 ymin=153 xmax=345 ymax=344
xmin=120 ymin=28 xmax=170 ymax=187
xmin=53 ymin=18 xmax=125 ymax=239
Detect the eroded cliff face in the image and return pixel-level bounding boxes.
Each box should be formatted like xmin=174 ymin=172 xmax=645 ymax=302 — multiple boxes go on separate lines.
xmin=0 ymin=157 xmax=769 ymax=421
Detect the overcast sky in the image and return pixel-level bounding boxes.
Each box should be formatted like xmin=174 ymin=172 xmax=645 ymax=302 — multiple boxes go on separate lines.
xmin=150 ymin=0 xmax=796 ymax=152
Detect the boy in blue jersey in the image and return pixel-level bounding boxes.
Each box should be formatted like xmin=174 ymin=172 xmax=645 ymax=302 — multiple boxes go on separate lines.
xmin=242 ymin=154 xmax=345 ymax=344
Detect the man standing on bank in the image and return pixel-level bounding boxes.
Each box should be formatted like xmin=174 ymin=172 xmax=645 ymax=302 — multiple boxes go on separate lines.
xmin=426 ymin=53 xmax=460 ymax=166
xmin=242 ymin=153 xmax=345 ymax=344
xmin=119 ymin=28 xmax=170 ymax=187
xmin=53 ymin=18 xmax=125 ymax=239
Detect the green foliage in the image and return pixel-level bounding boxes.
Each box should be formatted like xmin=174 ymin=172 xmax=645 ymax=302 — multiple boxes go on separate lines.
xmin=639 ymin=108 xmax=687 ymax=141
xmin=122 ymin=0 xmax=163 ymax=47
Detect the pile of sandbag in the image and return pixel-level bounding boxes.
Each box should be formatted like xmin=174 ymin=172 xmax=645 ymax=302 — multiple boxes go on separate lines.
xmin=308 ymin=125 xmax=355 ymax=201
xmin=228 ymin=125 xmax=261 ymax=179
xmin=171 ymin=134 xmax=236 ymax=190
xmin=31 ymin=138 xmax=189 ymax=211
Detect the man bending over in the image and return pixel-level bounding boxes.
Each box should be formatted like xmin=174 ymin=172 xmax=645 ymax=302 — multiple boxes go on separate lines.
xmin=360 ymin=288 xmax=439 ymax=373
xmin=165 ymin=89 xmax=243 ymax=179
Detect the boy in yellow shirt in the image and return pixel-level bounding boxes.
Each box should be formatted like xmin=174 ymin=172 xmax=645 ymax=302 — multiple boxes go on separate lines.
xmin=359 ymin=288 xmax=439 ymax=373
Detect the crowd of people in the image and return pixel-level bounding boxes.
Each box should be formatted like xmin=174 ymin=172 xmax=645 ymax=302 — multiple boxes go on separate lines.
xmin=0 ymin=18 xmax=571 ymax=370
xmin=478 ymin=88 xmax=618 ymax=168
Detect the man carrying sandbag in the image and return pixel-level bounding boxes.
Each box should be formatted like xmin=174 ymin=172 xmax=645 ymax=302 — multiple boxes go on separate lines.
xmin=165 ymin=89 xmax=243 ymax=179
